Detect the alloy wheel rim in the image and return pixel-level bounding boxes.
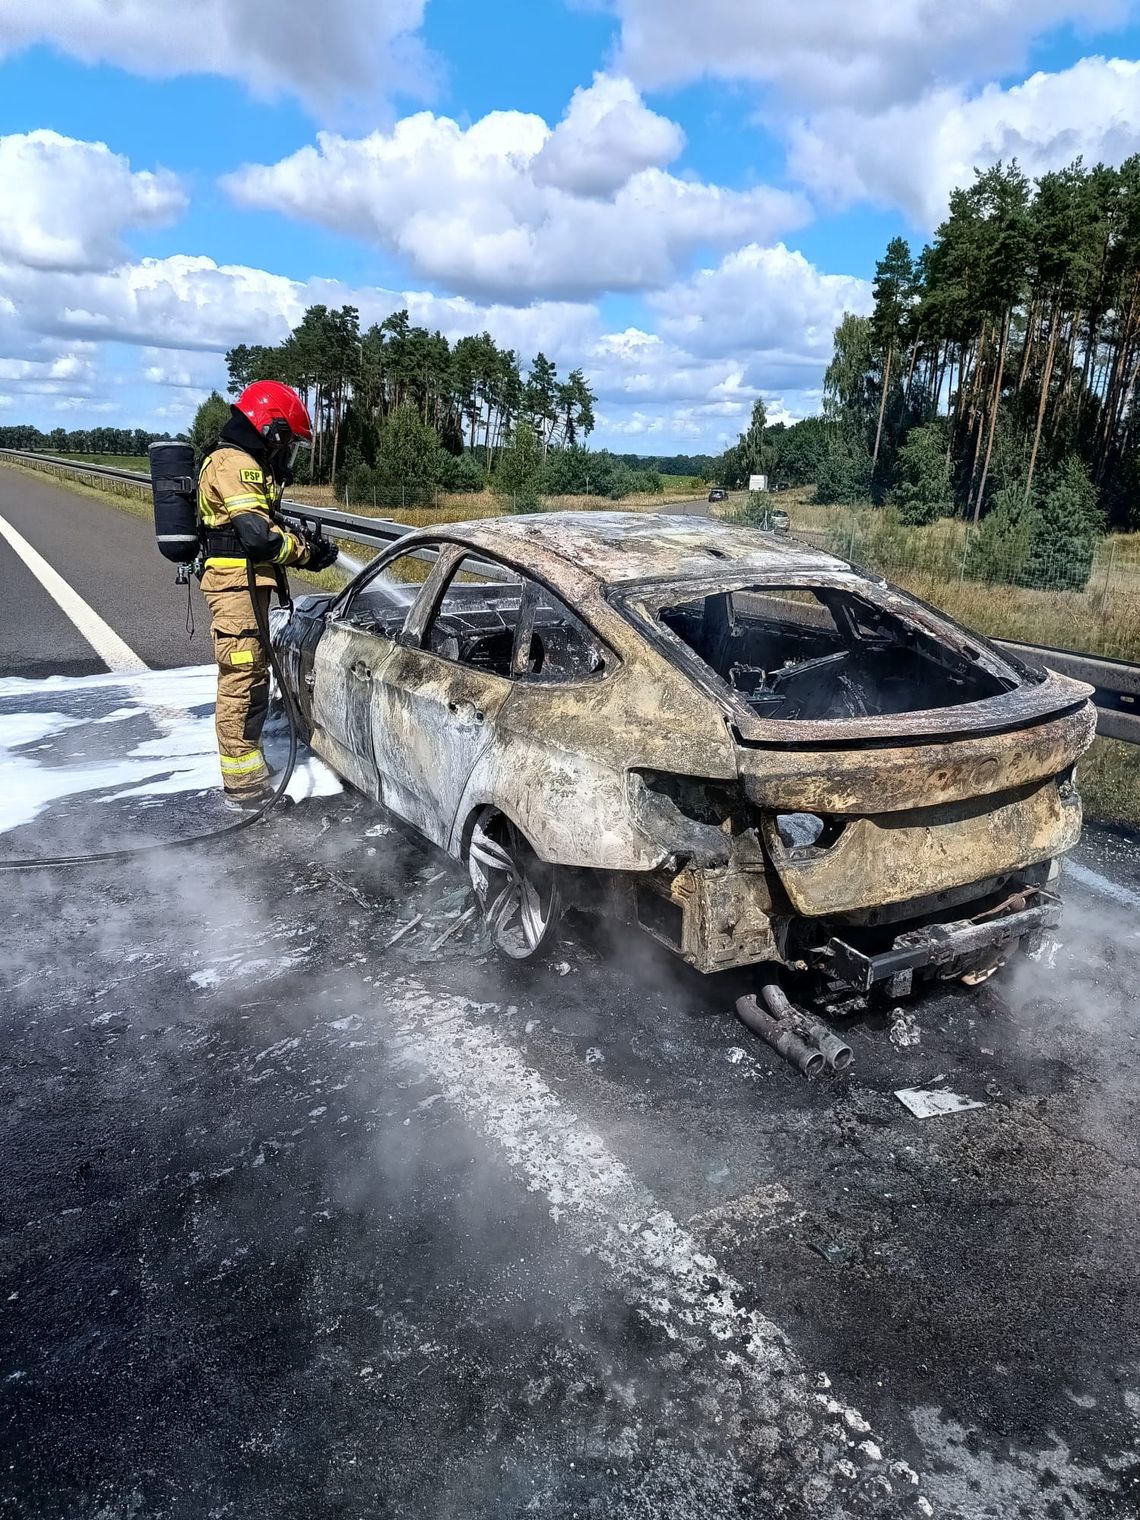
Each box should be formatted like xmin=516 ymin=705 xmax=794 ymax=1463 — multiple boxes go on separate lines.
xmin=468 ymin=814 xmax=556 ymax=960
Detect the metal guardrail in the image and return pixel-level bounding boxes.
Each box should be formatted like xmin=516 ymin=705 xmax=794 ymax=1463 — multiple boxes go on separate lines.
xmin=0 ymin=447 xmax=413 ymax=554
xmin=3 ymin=447 xmax=1137 ymax=746
xmin=996 ymin=641 xmax=1140 ymax=745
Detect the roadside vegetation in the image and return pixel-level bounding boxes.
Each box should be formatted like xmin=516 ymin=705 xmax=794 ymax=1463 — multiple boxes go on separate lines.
xmin=215 ymin=304 xmax=700 ymax=507
xmin=0 ymin=425 xmax=171 ymax=460
xmin=36 ymin=451 xmax=151 ymax=471
xmin=714 ymin=154 xmax=1140 ymax=602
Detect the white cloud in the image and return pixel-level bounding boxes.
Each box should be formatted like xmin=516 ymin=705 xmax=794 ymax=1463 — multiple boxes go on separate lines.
xmin=651 ymin=243 xmax=870 ymax=375
xmin=610 ymin=0 xmax=1133 ymax=109
xmin=531 ymin=72 xmax=683 ymax=195
xmin=0 ymin=239 xmax=854 ymax=445
xmin=578 ymin=243 xmax=869 ymax=442
xmin=0 ymin=0 xmax=433 ymax=119
xmin=223 ymin=76 xmax=806 ymax=301
xmin=0 ymin=109 xmax=859 ymax=450
xmin=0 ymin=245 xmax=605 ymax=434
xmin=0 ymin=349 xmax=98 ymax=400
xmin=789 ymin=56 xmax=1140 ymax=227
xmin=0 ymin=249 xmax=603 ymax=424
xmin=0 ymin=131 xmax=185 ymax=272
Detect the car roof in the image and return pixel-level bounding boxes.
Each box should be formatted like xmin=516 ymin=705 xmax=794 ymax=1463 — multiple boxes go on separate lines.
xmin=413 ymin=511 xmax=847 ymax=587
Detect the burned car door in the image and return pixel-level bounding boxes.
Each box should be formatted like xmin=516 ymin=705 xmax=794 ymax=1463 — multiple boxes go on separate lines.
xmin=309 ymin=545 xmax=446 ymax=799
xmin=271 ymin=593 xmax=333 ymax=730
xmin=368 ymin=552 xmax=521 ymax=845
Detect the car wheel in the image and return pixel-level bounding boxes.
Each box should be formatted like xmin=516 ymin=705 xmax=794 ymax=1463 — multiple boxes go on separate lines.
xmin=467 ymin=809 xmax=562 ymax=961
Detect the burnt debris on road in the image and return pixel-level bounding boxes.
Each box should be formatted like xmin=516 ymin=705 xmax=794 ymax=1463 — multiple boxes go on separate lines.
xmin=1 ymin=667 xmax=1139 ymax=1519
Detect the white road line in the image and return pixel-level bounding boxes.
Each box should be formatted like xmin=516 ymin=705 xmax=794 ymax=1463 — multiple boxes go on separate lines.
xmin=1065 ymin=858 xmax=1140 ymax=911
xmin=0 ymin=510 xmax=147 ymax=674
xmin=387 ymin=980 xmax=928 ymax=1510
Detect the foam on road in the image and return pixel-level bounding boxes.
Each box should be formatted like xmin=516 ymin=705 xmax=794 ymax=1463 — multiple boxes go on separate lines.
xmin=0 ymin=664 xmax=341 ymax=837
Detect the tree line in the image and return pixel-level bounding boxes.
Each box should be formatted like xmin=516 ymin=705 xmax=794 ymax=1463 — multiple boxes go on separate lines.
xmin=0 ymin=425 xmax=172 ymax=456
xmin=714 ymin=155 xmax=1140 ymax=590
xmin=220 ymin=303 xmax=598 ymax=496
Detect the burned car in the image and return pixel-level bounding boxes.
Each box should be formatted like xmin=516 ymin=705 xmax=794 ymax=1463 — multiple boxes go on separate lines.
xmin=272 ymin=512 xmax=1095 ymax=994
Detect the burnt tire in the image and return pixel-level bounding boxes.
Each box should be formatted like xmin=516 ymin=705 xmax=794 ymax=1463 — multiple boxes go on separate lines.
xmin=467 ymin=808 xmax=562 ymax=962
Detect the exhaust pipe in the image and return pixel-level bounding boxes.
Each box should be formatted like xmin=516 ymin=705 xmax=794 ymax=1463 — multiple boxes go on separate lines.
xmin=797 ymin=1019 xmax=854 ymax=1072
xmin=735 ymin=995 xmax=824 ymax=1078
xmin=755 ymin=972 xmax=854 ymax=1074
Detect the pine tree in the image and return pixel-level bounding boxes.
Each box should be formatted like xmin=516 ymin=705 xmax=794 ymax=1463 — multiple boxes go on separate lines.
xmin=495 ymin=422 xmax=544 ymax=511
xmin=869 ymin=236 xmax=915 ymax=473
xmin=891 ymin=421 xmax=951 ymax=524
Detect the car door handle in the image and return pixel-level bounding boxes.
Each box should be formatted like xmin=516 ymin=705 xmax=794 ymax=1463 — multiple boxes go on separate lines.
xmin=351 ymin=660 xmax=372 ymax=681
xmin=448 ymin=699 xmax=484 ymax=722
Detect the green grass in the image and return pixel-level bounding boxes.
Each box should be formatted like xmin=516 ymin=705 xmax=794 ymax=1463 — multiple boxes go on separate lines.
xmin=1078 ymin=738 xmax=1140 ymax=829
xmin=35 ymin=452 xmax=150 ymax=472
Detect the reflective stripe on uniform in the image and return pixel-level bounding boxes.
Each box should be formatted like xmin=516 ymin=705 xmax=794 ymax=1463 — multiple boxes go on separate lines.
xmin=224 ymin=494 xmax=266 ymax=510
xmin=219 ymin=749 xmax=266 ymax=775
xmin=204 ymin=555 xmax=282 ymax=571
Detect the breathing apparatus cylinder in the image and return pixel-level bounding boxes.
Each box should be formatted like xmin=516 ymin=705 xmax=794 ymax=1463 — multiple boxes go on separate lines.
xmin=148 ymin=441 xmax=200 ymax=564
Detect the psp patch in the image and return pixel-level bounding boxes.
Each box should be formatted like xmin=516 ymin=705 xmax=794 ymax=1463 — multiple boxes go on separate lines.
xmin=239 ymin=468 xmax=263 ymax=484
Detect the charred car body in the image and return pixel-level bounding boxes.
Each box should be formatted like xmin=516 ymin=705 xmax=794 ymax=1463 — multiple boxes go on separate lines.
xmin=272 ymin=512 xmax=1095 ymax=994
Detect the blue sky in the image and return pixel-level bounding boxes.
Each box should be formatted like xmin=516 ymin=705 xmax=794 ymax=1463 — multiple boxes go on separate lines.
xmin=0 ymin=0 xmax=1138 ymax=451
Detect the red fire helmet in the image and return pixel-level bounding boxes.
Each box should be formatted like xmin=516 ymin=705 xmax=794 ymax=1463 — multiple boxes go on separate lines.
xmin=235 ymin=380 xmax=313 ymax=443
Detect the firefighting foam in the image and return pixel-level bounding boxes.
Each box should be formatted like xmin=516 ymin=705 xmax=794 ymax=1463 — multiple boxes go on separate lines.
xmin=0 ymin=666 xmax=341 ymax=837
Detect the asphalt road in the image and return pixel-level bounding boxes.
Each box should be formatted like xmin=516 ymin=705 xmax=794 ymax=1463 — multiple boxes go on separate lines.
xmin=1 ymin=466 xmax=1139 ymax=1520
xmin=0 ymin=464 xmax=217 ymax=675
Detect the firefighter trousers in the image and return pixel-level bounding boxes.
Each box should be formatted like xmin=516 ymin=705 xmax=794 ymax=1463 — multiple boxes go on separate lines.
xmin=202 ymin=582 xmax=273 ymax=794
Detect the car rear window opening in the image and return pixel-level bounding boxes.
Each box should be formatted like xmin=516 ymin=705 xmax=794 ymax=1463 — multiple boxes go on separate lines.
xmin=657 ymin=585 xmax=1010 ymax=721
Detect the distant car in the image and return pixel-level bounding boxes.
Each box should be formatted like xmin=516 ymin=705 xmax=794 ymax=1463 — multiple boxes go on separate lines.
xmin=769 ymin=508 xmax=790 ymax=534
xmin=708 ymin=487 xmax=728 ymax=503
xmin=272 ymin=512 xmax=1094 ymax=990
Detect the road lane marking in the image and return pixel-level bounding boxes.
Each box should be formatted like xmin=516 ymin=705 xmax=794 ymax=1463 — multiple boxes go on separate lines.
xmin=0 ymin=510 xmax=148 ymax=674
xmin=387 ymin=980 xmax=926 ymax=1510
xmin=1064 ymin=859 xmax=1140 ymax=911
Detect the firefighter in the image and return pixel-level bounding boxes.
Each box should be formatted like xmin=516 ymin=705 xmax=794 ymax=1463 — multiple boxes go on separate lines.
xmin=197 ymin=381 xmax=338 ymax=808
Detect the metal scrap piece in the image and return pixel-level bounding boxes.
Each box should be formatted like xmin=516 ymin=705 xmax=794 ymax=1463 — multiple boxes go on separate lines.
xmin=428 ymin=905 xmax=477 ymax=953
xmin=385 ymin=913 xmax=424 ymax=949
xmin=895 ymin=1087 xmax=986 ymax=1119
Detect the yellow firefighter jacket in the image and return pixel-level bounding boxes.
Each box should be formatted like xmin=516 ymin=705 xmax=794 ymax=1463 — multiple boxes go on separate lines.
xmin=197 ymin=445 xmax=309 ymax=592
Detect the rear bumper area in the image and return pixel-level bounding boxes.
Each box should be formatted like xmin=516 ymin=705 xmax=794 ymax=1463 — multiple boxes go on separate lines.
xmin=811 ymin=889 xmax=1061 ymax=993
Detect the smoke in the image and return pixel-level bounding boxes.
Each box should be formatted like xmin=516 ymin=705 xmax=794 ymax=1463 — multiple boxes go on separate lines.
xmin=1003 ymin=870 xmax=1140 ymax=1118
xmin=0 ymin=671 xmax=915 ymax=1515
